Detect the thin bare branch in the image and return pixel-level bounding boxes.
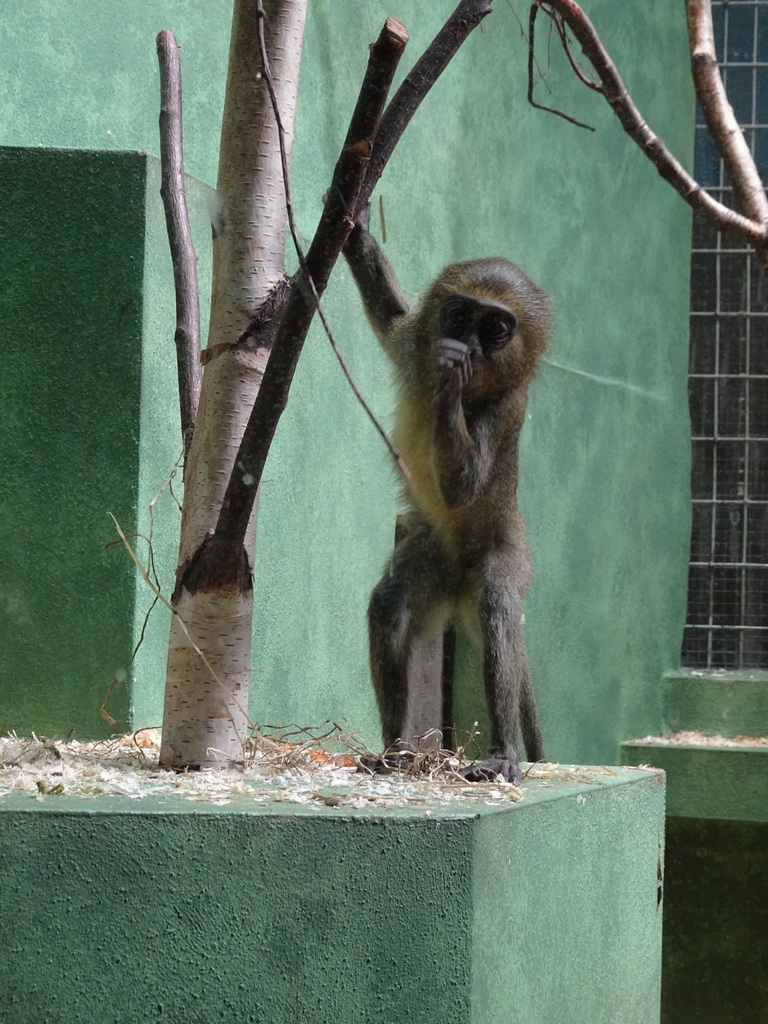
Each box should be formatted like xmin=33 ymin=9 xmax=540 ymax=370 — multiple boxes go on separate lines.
xmin=528 ymin=3 xmax=595 ymax=130
xmin=254 ymin=0 xmax=408 ymax=477
xmin=535 ymin=0 xmax=768 ymax=258
xmin=156 ymin=30 xmax=202 ymax=458
xmin=686 ymin=0 xmax=768 ymax=226
xmin=548 ymin=6 xmax=601 ymax=92
xmin=506 ymin=0 xmax=552 ymax=93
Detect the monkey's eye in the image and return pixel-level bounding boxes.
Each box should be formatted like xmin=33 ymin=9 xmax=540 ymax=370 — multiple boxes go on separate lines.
xmin=442 ymin=302 xmax=471 ymax=334
xmin=479 ymin=313 xmax=516 ymax=350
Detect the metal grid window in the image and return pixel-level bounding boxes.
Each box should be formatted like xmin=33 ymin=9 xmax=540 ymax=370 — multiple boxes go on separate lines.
xmin=682 ymin=0 xmax=768 ymax=668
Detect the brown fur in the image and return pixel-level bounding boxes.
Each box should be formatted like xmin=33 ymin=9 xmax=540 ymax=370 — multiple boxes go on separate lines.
xmin=344 ymin=232 xmax=552 ymax=782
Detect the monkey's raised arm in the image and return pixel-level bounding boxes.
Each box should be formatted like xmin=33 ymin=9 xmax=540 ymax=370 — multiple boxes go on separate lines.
xmin=342 ymin=208 xmax=411 ymax=343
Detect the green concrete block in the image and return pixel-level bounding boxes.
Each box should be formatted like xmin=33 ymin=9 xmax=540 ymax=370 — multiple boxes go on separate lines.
xmin=661 ymin=669 xmax=768 ymax=737
xmin=0 ymin=146 xmax=211 ymax=739
xmin=0 ymin=768 xmax=664 ymax=1024
xmin=621 ymin=741 xmax=768 ymax=821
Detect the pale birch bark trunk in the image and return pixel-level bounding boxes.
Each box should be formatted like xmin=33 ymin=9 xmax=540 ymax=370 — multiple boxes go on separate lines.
xmin=161 ymin=0 xmax=307 ymax=769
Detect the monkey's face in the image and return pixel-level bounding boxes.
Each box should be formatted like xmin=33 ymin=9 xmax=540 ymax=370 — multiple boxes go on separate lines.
xmin=440 ymin=294 xmax=516 ymax=354
xmin=434 ymin=293 xmax=517 ymax=384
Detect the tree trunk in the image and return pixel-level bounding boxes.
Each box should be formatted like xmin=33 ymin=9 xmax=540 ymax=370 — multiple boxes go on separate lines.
xmin=160 ymin=0 xmax=307 ymax=769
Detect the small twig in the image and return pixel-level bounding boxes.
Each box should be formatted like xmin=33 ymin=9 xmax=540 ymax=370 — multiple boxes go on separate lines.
xmin=548 ymin=6 xmax=601 ymax=92
xmin=108 ymin=513 xmax=256 ymax=741
xmin=528 ymin=4 xmax=595 ymax=131
xmin=100 ymin=448 xmax=185 ymax=725
xmin=156 ymin=30 xmax=202 ymax=459
xmin=502 ymin=1 xmax=552 ymax=91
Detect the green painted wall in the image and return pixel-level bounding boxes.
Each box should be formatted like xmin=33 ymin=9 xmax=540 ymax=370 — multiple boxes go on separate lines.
xmin=0 ymin=769 xmax=664 ymax=1023
xmin=0 ymin=1 xmax=693 ymax=764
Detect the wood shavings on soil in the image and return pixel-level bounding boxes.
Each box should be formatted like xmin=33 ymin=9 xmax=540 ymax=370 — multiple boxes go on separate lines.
xmin=0 ymin=730 xmax=510 ymax=809
xmin=0 ymin=730 xmax=623 ymax=811
xmin=633 ymin=730 xmax=768 ymax=748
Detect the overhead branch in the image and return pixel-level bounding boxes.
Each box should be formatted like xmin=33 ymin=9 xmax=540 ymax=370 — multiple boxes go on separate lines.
xmin=532 ymin=0 xmax=768 ymax=260
xmin=528 ymin=4 xmax=595 ymax=130
xmin=156 ymin=30 xmax=202 ymax=458
xmin=685 ymin=0 xmax=768 ymax=227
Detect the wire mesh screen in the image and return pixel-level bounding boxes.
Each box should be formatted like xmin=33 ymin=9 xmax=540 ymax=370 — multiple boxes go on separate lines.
xmin=682 ymin=0 xmax=768 ymax=668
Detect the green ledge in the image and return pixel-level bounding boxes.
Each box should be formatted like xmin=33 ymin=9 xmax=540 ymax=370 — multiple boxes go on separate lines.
xmin=621 ymin=740 xmax=768 ymax=821
xmin=1 ymin=767 xmax=664 ymax=1024
xmin=661 ymin=669 xmax=768 ymax=738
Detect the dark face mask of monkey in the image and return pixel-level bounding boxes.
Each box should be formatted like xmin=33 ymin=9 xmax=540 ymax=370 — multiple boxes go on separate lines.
xmin=343 ymin=213 xmax=552 ymax=784
xmin=436 ymin=294 xmax=517 ymax=385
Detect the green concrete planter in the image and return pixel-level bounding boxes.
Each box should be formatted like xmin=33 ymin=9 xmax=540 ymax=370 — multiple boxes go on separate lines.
xmin=622 ymin=736 xmax=768 ymax=1022
xmin=661 ymin=669 xmax=768 ymax=738
xmin=621 ymin=739 xmax=768 ymax=821
xmin=1 ymin=766 xmax=664 ymax=1024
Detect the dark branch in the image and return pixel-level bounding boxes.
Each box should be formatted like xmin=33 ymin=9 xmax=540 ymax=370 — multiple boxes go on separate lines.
xmin=253 ymin=2 xmax=409 ymax=476
xmin=156 ymin=30 xmax=202 ymax=458
xmin=535 ymin=0 xmax=768 ymax=257
xmin=361 ymin=0 xmax=494 ymax=205
xmin=210 ymin=16 xmax=410 ymax=557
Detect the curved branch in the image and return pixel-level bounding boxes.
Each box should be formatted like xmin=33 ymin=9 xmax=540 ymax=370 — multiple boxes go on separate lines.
xmin=528 ymin=3 xmax=596 ymax=130
xmin=686 ymin=0 xmax=768 ymax=226
xmin=535 ymin=0 xmax=768 ymax=255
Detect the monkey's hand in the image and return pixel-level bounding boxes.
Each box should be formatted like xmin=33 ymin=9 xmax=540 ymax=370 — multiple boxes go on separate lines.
xmin=459 ymin=757 xmax=522 ymax=785
xmin=436 ymin=338 xmax=474 ymax=387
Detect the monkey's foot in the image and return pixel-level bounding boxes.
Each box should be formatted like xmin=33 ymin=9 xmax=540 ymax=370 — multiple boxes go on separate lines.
xmin=459 ymin=757 xmax=521 ymax=785
xmin=356 ymin=750 xmax=417 ymax=775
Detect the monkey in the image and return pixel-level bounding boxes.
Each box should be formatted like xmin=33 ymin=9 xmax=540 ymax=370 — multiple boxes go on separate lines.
xmin=343 ymin=209 xmax=552 ymax=784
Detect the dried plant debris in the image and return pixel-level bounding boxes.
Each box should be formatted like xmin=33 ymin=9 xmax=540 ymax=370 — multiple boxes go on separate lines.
xmin=633 ymin=730 xmax=768 ymax=749
xmin=0 ymin=725 xmax=629 ymax=811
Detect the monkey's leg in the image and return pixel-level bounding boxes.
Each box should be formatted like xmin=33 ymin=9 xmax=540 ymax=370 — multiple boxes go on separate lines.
xmin=367 ymin=526 xmax=451 ymax=753
xmin=519 ymin=663 xmax=545 ymax=764
xmin=461 ymin=579 xmax=529 ymax=784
